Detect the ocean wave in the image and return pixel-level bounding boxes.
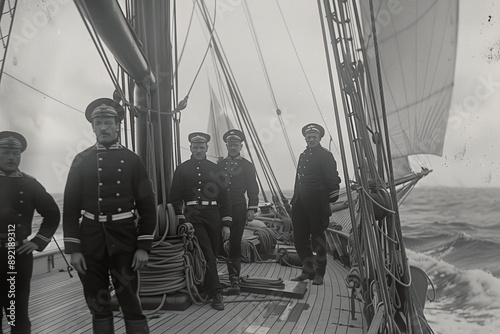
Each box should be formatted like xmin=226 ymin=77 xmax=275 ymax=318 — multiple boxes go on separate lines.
xmin=408 ymin=250 xmax=500 ymax=313
xmin=404 ymin=230 xmax=500 ymax=276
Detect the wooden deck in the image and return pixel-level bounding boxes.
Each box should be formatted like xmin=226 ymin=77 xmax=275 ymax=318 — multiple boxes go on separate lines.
xmin=2 ymin=255 xmax=366 ymax=333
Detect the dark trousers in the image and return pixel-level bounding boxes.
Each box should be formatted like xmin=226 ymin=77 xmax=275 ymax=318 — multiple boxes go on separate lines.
xmin=79 ymin=252 xmax=145 ymax=320
xmin=186 ymin=206 xmax=222 ymax=297
xmin=227 ymin=202 xmax=247 ymax=282
xmin=292 ymin=196 xmax=328 ymax=276
xmin=0 ymin=249 xmax=33 ymax=334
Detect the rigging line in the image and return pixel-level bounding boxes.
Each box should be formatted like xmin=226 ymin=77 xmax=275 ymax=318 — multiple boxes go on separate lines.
xmin=225 ymin=75 xmax=277 ymax=200
xmin=196 ymin=3 xmax=285 ymax=201
xmin=184 ymin=0 xmax=218 ymax=97
xmin=174 ymin=1 xmax=196 ymax=74
xmin=352 ymin=3 xmax=388 ymax=152
xmin=336 ymin=6 xmax=379 ymax=179
xmin=174 ymin=1 xmax=195 ymax=77
xmin=276 ymin=113 xmax=297 ymax=167
xmin=2 ymin=72 xmax=83 ymax=113
xmin=231 ymin=86 xmax=279 ymax=200
xmin=279 ymin=113 xmax=297 ymax=168
xmin=215 ymin=64 xmax=273 ymax=201
xmin=0 ymin=0 xmax=18 ymax=85
xmin=172 ymin=2 xmax=181 ymax=168
xmin=227 ymin=89 xmax=271 ymax=202
xmin=368 ymin=0 xmax=411 ymax=322
xmin=350 ymin=5 xmax=395 ymax=180
xmin=339 ymin=5 xmax=382 ymax=180
xmin=173 ymin=0 xmax=179 ymax=112
xmin=318 ymin=0 xmax=360 ymax=254
xmin=242 ymin=1 xmax=297 ymax=168
xmin=74 ymin=1 xmax=126 ymax=104
xmin=197 ymin=7 xmax=283 ymax=200
xmin=275 ymin=0 xmax=338 ymax=155
xmin=241 ymin=0 xmax=278 ymax=109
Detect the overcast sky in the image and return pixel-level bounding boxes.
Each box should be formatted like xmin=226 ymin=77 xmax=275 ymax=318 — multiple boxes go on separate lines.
xmin=1 ymin=0 xmax=500 ymax=193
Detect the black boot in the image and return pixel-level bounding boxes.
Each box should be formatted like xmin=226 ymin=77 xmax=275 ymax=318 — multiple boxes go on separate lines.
xmin=93 ymin=317 xmax=114 ymax=334
xmin=222 ymin=280 xmax=240 ymax=295
xmin=312 ymin=275 xmax=324 ymax=285
xmin=227 ymin=258 xmax=241 ymax=283
xmin=124 ymin=318 xmax=150 ymax=334
xmin=211 ymin=293 xmax=225 ymax=311
xmin=290 ymin=272 xmax=315 ymax=281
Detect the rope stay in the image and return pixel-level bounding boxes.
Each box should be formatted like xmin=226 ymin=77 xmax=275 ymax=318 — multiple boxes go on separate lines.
xmin=317 ymin=0 xmax=435 ymax=332
xmin=274 ymin=0 xmax=341 ymax=158
xmin=241 ymin=0 xmax=297 ymax=168
xmin=196 ymin=0 xmax=290 ymax=209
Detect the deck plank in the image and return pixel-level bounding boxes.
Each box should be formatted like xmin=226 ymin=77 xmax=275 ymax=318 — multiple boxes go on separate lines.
xmin=1 ymin=254 xmax=366 ymax=334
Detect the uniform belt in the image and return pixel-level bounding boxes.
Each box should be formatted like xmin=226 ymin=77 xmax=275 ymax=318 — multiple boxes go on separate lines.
xmin=0 ymin=239 xmax=27 ymax=248
xmin=83 ymin=211 xmax=134 ymax=222
xmin=186 ymin=200 xmax=218 ymax=206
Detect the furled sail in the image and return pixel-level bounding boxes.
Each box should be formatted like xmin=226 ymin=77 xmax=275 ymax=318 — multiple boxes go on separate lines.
xmin=361 ymin=0 xmax=459 ymax=160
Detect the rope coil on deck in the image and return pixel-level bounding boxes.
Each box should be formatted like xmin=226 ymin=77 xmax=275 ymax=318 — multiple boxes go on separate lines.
xmin=139 ymin=220 xmax=207 ymax=308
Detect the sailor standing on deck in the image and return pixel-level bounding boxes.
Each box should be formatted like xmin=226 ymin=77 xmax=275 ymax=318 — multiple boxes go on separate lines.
xmin=0 ymin=131 xmax=60 ymax=334
xmin=217 ymin=129 xmax=259 ymax=296
xmin=290 ymin=123 xmax=341 ymax=285
xmin=170 ymin=132 xmax=232 ymax=310
xmin=63 ymin=99 xmax=156 ymax=334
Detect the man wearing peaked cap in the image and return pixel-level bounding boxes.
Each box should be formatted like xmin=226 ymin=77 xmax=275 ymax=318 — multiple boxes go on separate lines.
xmin=63 ymin=98 xmax=155 ymax=334
xmin=301 ymin=123 xmax=325 ymax=138
xmin=222 ymin=129 xmax=246 ymax=143
xmin=169 ymin=131 xmax=232 ymax=310
xmin=84 ymin=97 xmax=125 ymax=123
xmin=0 ymin=131 xmax=60 ymax=333
xmin=290 ymin=123 xmax=341 ymax=286
xmin=218 ymin=129 xmax=258 ymax=296
xmin=0 ymin=131 xmax=28 ymax=153
xmin=188 ymin=132 xmax=211 ymax=143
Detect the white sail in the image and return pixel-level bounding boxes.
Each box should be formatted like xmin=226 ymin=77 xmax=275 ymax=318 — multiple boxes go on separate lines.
xmin=361 ymin=0 xmax=459 ymax=159
xmin=392 ymin=156 xmax=413 ymax=180
xmin=206 ymin=85 xmax=236 ymax=162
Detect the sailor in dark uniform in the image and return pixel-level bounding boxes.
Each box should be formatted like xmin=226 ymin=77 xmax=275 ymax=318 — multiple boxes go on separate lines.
xmin=170 ymin=132 xmax=232 ymax=310
xmin=291 ymin=123 xmax=341 ymax=285
xmin=0 ymin=131 xmax=60 ymax=334
xmin=63 ymin=98 xmax=156 ymax=334
xmin=217 ymin=129 xmax=259 ymax=295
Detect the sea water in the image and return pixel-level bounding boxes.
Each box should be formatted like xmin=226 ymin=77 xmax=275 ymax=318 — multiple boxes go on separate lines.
xmin=34 ymin=187 xmax=500 ymax=333
xmin=400 ymin=187 xmax=500 ymax=333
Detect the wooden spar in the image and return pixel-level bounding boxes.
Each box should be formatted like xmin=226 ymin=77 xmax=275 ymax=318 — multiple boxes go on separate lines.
xmin=74 ymin=0 xmax=154 ymax=85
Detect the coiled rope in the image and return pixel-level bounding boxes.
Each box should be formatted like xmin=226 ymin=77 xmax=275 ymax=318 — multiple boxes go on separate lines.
xmin=138 ymin=221 xmax=207 ymax=313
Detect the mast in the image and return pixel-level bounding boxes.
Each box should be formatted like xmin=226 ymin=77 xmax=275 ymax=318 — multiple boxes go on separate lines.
xmin=132 ymin=0 xmax=175 ymax=205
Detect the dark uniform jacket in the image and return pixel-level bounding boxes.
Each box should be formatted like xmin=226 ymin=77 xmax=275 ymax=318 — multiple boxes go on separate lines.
xmin=217 ymin=156 xmax=259 ymax=210
xmin=0 ymin=170 xmax=59 ymax=251
xmin=63 ymin=142 xmax=156 ymax=255
xmin=291 ymin=145 xmax=341 ymax=220
xmin=170 ymin=157 xmax=232 ymax=227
